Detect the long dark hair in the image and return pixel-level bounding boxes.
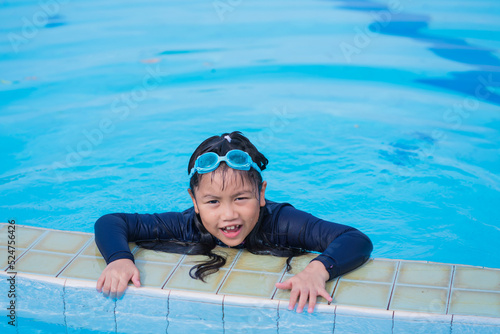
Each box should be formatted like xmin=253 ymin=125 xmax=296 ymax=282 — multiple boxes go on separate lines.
xmin=137 ymin=131 xmax=305 ymax=282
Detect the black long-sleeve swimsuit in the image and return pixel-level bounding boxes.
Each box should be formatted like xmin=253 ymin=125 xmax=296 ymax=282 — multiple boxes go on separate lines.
xmin=94 ymin=199 xmax=373 ymax=280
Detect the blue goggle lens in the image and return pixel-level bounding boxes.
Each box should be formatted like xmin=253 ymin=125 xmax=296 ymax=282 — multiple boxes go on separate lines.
xmin=198 ymin=152 xmax=219 ymax=168
xmin=226 ymin=150 xmax=247 ymax=165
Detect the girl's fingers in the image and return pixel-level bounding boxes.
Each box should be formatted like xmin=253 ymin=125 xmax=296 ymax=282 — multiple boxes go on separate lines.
xmin=102 ymin=278 xmax=111 ymax=297
xmin=109 ymin=277 xmax=118 ymax=299
xmin=116 ymin=278 xmax=128 ymax=299
xmin=131 ymin=270 xmax=141 ymax=287
xmin=296 ymin=289 xmax=309 ymax=313
xmin=307 ymin=292 xmax=317 ymax=313
xmin=96 ymin=275 xmax=105 ymax=292
xmin=319 ymin=288 xmax=333 ymax=302
xmin=288 ymin=287 xmax=300 ymax=311
xmin=275 ymin=280 xmax=292 ymax=290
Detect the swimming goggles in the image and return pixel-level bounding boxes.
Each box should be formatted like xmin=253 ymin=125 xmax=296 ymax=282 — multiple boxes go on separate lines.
xmin=188 ymin=149 xmax=263 ymax=179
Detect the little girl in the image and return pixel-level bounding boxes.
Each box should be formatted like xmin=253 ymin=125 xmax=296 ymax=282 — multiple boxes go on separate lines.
xmin=95 ymin=131 xmax=372 ymax=313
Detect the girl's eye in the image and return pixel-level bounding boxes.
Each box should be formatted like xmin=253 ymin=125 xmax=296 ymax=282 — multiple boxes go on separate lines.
xmin=207 ymin=200 xmax=219 ymax=204
xmin=236 ymin=197 xmax=248 ymax=201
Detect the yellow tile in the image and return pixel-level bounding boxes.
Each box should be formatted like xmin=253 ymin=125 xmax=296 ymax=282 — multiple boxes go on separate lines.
xmin=333 ymin=280 xmax=391 ymax=309
xmin=449 ymin=290 xmax=500 ymax=318
xmin=134 ymin=261 xmax=175 ymax=288
xmin=15 ymin=251 xmax=73 ymax=276
xmin=0 ymin=225 xmax=45 ymax=248
xmin=342 ymin=259 xmax=397 ymax=283
xmin=165 ymin=265 xmax=227 ymax=293
xmin=273 ymin=274 xmax=337 ymax=305
xmin=288 ymin=253 xmax=320 ymax=275
xmin=453 ymin=266 xmax=500 ymax=291
xmin=32 ymin=231 xmax=91 ymax=254
xmin=58 ymin=256 xmax=108 ymax=280
xmin=218 ymin=271 xmax=281 ymax=298
xmin=81 ymin=241 xmax=102 ymax=257
xmin=233 ymin=251 xmax=287 ymax=273
xmin=133 ymin=248 xmax=183 ymax=264
xmin=397 ymin=262 xmax=452 ymax=287
xmin=390 ymin=285 xmax=448 ymax=314
xmin=82 ymin=241 xmax=137 ymax=257
xmin=182 ymin=247 xmax=240 ymax=269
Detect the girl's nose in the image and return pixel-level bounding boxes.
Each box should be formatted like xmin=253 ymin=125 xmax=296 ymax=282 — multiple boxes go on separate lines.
xmin=221 ymin=203 xmax=238 ymax=220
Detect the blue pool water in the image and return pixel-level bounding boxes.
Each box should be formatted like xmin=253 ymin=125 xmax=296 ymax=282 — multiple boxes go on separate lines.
xmin=1 ymin=0 xmax=499 ymax=270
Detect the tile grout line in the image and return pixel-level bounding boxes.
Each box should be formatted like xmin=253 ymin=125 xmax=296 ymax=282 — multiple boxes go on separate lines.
xmin=55 ymin=236 xmax=96 ymax=278
xmin=216 ymin=249 xmax=243 ymax=295
xmin=270 ymin=262 xmax=289 ymax=300
xmin=331 ymin=277 xmax=342 ymax=305
xmin=276 ymin=300 xmax=280 ymax=334
xmin=11 ymin=238 xmax=93 ymax=278
xmin=20 ymin=229 xmax=50 ymax=250
xmin=338 ymin=278 xmax=395 ymax=285
xmin=445 ymin=265 xmax=456 ymax=315
xmin=62 ymin=279 xmax=68 ymax=334
xmin=113 ymin=298 xmax=118 ymax=333
xmin=222 ymin=295 xmax=226 ymax=334
xmin=165 ymin=289 xmax=170 ymax=334
xmin=329 ymin=277 xmax=341 ymax=306
xmin=5 ymin=223 xmax=94 ymax=234
xmin=386 ymin=282 xmax=453 ymax=290
xmin=219 ymin=267 xmax=292 ymax=275
xmin=386 ymin=260 xmax=401 ymax=311
xmin=332 ymin=305 xmax=336 ymax=334
xmin=451 ymin=287 xmax=500 ymax=294
xmin=5 ymin=230 xmax=51 ymax=270
xmin=160 ymin=254 xmax=187 ymax=289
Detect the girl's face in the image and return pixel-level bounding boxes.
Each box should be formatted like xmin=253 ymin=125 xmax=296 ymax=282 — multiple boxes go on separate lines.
xmin=188 ymin=168 xmax=267 ymax=247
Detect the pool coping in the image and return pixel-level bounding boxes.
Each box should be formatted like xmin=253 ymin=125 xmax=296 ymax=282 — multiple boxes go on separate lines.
xmin=2 ymin=271 xmax=500 ymax=333
xmin=1 ymin=223 xmax=500 ymax=333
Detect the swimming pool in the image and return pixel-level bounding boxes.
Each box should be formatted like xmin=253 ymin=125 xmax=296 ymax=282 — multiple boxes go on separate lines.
xmin=1 ymin=0 xmax=499 ymax=274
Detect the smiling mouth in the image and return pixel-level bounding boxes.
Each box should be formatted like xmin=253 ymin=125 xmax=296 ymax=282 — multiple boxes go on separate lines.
xmin=220 ymin=225 xmax=242 ymax=236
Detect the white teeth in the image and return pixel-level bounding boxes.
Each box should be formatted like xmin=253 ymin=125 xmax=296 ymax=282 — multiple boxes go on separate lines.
xmin=223 ymin=225 xmax=240 ymax=231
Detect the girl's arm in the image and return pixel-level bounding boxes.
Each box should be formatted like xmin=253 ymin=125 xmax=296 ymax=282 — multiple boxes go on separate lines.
xmin=94 ymin=210 xmax=192 ymax=296
xmin=273 ymin=204 xmax=373 ymax=312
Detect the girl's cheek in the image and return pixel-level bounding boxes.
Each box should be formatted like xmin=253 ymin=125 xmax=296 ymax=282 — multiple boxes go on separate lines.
xmin=207 ymin=208 xmax=219 ymax=219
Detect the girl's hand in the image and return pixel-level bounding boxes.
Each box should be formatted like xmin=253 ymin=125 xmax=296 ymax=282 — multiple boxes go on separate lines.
xmin=275 ymin=260 xmax=332 ymax=313
xmin=96 ymin=258 xmax=141 ymax=299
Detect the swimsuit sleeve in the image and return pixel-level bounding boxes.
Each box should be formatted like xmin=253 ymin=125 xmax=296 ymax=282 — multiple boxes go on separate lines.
xmin=273 ymin=205 xmax=373 ymax=280
xmin=94 ymin=210 xmax=194 ymax=264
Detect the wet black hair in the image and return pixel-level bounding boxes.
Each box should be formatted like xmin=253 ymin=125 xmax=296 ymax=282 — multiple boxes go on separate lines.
xmin=137 ymin=131 xmax=304 ymax=282
xmin=188 ymin=131 xmax=268 ymax=197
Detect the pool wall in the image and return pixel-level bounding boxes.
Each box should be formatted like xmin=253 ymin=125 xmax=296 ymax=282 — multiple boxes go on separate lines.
xmin=1 ymin=223 xmax=499 ymax=333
